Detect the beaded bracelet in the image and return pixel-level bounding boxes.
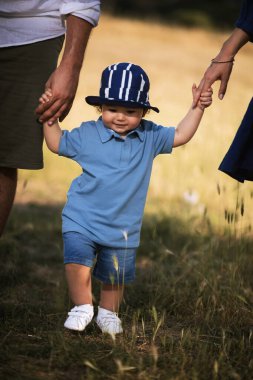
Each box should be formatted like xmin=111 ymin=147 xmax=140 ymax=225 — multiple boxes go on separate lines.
xmin=211 ymin=58 xmax=235 ymax=63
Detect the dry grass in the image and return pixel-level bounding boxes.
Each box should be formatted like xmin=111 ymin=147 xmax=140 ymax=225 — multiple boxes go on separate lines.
xmin=2 ymin=15 xmax=253 ymax=380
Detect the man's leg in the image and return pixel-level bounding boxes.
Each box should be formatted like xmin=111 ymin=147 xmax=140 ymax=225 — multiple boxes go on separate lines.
xmin=0 ymin=167 xmax=17 ymax=237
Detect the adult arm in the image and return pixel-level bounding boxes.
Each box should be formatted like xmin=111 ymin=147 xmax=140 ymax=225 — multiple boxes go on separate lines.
xmin=36 ymin=1 xmax=100 ymax=125
xmin=193 ymin=0 xmax=253 ymax=105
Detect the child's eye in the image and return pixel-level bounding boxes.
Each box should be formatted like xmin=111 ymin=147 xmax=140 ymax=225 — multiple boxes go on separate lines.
xmin=126 ymin=110 xmax=135 ymax=114
xmin=108 ymin=108 xmax=116 ymax=112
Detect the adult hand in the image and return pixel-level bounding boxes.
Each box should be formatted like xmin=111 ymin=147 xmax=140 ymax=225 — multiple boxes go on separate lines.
xmin=192 ymin=83 xmax=213 ymax=110
xmin=193 ymin=60 xmax=234 ymax=107
xmin=35 ymin=62 xmax=79 ymax=125
xmin=36 ymin=16 xmax=93 ymax=125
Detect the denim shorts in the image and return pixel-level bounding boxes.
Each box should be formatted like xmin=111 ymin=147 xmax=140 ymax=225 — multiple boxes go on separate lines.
xmin=63 ymin=231 xmax=136 ymax=284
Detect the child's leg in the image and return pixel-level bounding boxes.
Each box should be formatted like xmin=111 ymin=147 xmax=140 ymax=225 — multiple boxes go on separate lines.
xmin=96 ymin=284 xmax=124 ymax=334
xmin=65 ymin=263 xmax=92 ymax=305
xmin=93 ymin=247 xmax=136 ymax=335
xmin=99 ymin=283 xmax=124 ymax=313
xmin=94 ymin=246 xmax=136 ymax=312
xmin=63 ymin=232 xmax=96 ymax=331
xmin=64 ymin=264 xmax=94 ymax=331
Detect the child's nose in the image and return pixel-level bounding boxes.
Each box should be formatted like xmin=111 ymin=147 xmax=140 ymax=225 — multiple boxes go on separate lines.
xmin=116 ymin=112 xmax=125 ymax=120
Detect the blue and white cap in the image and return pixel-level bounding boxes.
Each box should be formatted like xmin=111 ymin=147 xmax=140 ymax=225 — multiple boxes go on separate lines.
xmin=85 ymin=62 xmax=159 ymax=113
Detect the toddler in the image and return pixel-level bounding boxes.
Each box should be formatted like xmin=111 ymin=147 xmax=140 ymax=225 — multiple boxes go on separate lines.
xmin=41 ymin=62 xmax=212 ymax=336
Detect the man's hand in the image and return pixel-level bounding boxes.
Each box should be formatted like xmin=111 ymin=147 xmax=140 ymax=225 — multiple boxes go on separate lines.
xmin=36 ymin=62 xmax=79 ymax=125
xmin=35 ymin=15 xmax=93 ymax=125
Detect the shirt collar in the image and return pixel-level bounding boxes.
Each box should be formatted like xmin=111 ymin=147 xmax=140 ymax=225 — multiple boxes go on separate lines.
xmin=96 ymin=117 xmax=145 ymax=143
xmin=96 ymin=117 xmax=114 ymax=142
xmin=128 ymin=124 xmax=145 ymax=141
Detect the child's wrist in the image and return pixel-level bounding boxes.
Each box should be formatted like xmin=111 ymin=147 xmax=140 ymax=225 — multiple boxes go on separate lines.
xmin=196 ymin=103 xmax=205 ymax=112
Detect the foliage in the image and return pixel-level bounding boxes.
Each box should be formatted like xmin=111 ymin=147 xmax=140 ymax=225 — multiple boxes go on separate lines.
xmin=102 ymin=0 xmax=241 ymax=30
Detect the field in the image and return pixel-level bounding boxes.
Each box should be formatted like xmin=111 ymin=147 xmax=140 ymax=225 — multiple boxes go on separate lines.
xmin=1 ymin=15 xmax=253 ymax=380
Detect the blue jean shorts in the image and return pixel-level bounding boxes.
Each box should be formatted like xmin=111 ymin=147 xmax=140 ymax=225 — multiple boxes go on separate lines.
xmin=63 ymin=231 xmax=136 ymax=284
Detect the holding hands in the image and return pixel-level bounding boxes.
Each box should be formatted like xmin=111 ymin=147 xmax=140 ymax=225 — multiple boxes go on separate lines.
xmin=192 ymin=83 xmax=213 ymax=110
xmin=193 ymin=58 xmax=234 ymax=105
xmin=40 ymin=88 xmax=62 ymax=154
xmin=36 ymin=64 xmax=79 ymax=125
xmin=39 ymin=88 xmax=53 ymax=105
xmin=35 ymin=15 xmax=93 ymax=126
xmin=192 ymin=26 xmax=250 ymax=106
xmin=40 ymin=85 xmax=213 ymax=113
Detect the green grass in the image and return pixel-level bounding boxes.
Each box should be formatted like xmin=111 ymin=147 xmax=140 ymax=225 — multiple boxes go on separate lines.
xmin=1 ymin=203 xmax=252 ymax=380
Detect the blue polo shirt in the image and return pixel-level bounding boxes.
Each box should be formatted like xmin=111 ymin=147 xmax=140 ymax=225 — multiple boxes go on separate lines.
xmin=59 ymin=117 xmax=175 ymax=248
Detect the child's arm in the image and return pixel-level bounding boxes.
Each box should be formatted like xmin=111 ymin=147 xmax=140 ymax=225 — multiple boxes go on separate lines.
xmin=40 ymin=89 xmax=62 ymax=154
xmin=43 ymin=120 xmax=62 ymax=154
xmin=173 ymin=85 xmax=212 ymax=147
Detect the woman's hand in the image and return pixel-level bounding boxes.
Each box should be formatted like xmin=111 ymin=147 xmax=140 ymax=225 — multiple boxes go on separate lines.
xmin=192 ymin=84 xmax=213 ymax=110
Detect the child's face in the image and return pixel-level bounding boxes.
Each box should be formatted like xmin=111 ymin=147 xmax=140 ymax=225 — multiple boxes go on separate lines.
xmin=101 ymin=105 xmax=144 ymax=137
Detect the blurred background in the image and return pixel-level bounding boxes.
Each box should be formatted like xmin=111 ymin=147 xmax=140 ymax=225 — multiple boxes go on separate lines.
xmin=15 ymin=0 xmax=253 ymax=235
xmin=2 ymin=3 xmax=253 ymax=378
xmin=102 ymin=0 xmax=240 ymax=30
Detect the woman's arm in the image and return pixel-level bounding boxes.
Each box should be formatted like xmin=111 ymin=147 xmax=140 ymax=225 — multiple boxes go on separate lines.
xmin=193 ymin=0 xmax=253 ymax=105
xmin=193 ymin=28 xmax=249 ymax=105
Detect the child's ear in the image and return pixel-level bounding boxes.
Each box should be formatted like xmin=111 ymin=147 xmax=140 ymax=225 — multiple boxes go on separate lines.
xmin=95 ymin=105 xmax=102 ymax=113
xmin=143 ymin=109 xmax=149 ymax=117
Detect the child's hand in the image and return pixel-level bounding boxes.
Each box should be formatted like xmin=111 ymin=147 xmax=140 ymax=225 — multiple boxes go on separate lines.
xmin=39 ymin=88 xmax=53 ymax=104
xmin=192 ymin=84 xmax=213 ymax=110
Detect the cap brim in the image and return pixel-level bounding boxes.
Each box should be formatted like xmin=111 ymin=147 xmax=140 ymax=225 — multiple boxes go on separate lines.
xmin=85 ymin=96 xmax=159 ymax=113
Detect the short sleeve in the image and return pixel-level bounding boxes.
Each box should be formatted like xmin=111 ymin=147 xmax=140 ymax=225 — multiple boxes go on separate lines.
xmin=153 ymin=124 xmax=175 ymax=157
xmin=59 ymin=125 xmax=84 ymax=162
xmin=235 ymin=0 xmax=253 ymax=41
xmin=60 ymin=0 xmax=100 ymax=27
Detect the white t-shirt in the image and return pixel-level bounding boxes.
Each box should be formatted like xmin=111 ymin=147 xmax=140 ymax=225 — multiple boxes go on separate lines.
xmin=0 ymin=0 xmax=100 ymax=47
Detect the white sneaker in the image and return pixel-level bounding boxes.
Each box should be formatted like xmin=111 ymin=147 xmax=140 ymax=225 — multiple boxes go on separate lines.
xmin=64 ymin=304 xmax=94 ymax=331
xmin=95 ymin=307 xmax=123 ymax=335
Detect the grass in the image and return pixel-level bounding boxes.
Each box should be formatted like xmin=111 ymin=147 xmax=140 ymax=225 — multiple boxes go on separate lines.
xmin=1 ymin=204 xmax=253 ymax=379
xmin=1 ymin=15 xmax=253 ymax=380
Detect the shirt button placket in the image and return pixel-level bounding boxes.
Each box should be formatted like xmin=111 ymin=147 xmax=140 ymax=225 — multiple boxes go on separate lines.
xmin=120 ymin=137 xmax=131 ymax=167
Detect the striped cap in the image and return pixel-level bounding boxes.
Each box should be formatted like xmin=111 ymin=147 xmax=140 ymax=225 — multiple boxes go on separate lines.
xmin=85 ymin=62 xmax=159 ymax=113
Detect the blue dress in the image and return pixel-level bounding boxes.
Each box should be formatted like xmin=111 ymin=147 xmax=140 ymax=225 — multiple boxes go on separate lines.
xmin=219 ymin=0 xmax=253 ymax=182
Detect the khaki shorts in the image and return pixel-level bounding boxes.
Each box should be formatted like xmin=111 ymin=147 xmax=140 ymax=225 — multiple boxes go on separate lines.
xmin=0 ymin=36 xmax=64 ymax=169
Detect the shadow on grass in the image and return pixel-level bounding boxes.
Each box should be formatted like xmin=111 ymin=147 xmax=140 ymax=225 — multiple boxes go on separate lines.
xmin=0 ymin=203 xmax=253 ymax=379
